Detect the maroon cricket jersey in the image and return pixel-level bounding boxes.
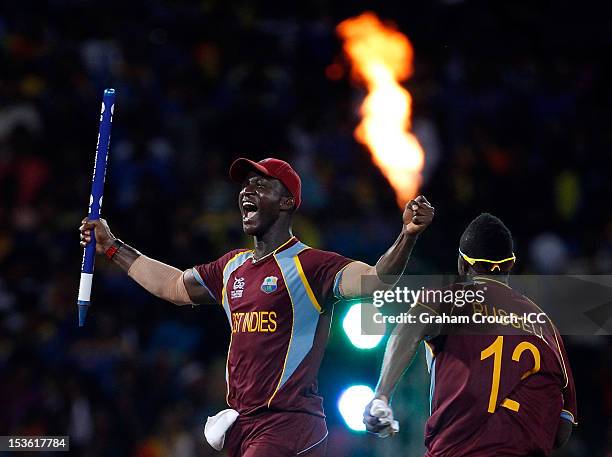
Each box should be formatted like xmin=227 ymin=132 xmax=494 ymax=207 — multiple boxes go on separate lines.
xmin=193 ymin=237 xmax=352 ymax=417
xmin=420 ymin=276 xmax=577 ymax=457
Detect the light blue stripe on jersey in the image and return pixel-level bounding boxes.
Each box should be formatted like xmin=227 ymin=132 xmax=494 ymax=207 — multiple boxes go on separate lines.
xmin=425 ymin=341 xmax=435 ymax=372
xmin=191 ymin=267 xmax=215 ymax=300
xmin=429 ymin=358 xmax=436 ymax=415
xmin=274 ymin=241 xmax=319 ymax=391
xmin=424 ymin=341 xmax=436 ymax=415
xmin=332 ymin=267 xmax=345 ymax=299
xmin=221 ymin=251 xmax=254 ymax=323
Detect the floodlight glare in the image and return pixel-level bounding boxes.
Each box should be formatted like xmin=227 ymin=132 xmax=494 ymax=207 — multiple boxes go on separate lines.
xmin=342 ymin=303 xmax=384 ymax=349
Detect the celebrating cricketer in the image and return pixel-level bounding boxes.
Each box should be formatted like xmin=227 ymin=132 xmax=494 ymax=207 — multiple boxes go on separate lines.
xmin=79 ymin=157 xmax=434 ymax=456
xmin=364 ymin=214 xmax=577 ymax=457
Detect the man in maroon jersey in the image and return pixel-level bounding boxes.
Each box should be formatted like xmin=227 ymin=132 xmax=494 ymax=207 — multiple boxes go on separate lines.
xmin=364 ymin=213 xmax=577 ymax=456
xmin=79 ymin=157 xmax=435 ymax=456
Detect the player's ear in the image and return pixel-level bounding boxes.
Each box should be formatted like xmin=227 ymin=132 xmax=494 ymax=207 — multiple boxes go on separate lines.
xmin=280 ymin=196 xmax=295 ymax=212
xmin=458 ymin=255 xmax=469 ymax=276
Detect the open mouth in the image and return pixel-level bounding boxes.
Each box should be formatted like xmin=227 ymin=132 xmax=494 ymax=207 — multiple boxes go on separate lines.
xmin=242 ymin=201 xmax=258 ymax=222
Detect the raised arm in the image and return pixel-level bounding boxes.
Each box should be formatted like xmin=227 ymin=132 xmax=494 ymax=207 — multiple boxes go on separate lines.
xmin=79 ymin=217 xmax=215 ymax=305
xmin=339 ymin=195 xmax=434 ymax=298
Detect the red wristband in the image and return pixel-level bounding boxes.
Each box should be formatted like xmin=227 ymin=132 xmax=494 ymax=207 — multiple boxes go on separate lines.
xmin=105 ymin=240 xmax=123 ymax=260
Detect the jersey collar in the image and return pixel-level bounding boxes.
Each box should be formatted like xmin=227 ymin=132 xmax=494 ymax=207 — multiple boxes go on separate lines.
xmin=252 ymin=236 xmax=298 ymax=264
xmin=473 ymin=275 xmax=512 ymax=290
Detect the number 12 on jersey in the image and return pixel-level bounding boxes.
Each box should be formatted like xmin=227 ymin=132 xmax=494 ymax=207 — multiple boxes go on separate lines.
xmin=480 ymin=335 xmax=541 ymax=413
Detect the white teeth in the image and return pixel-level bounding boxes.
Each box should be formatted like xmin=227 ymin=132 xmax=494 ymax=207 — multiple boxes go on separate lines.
xmin=242 ymin=201 xmax=257 ymax=222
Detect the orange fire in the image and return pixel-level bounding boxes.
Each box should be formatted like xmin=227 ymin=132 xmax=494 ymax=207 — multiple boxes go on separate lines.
xmin=336 ymin=12 xmax=424 ymax=207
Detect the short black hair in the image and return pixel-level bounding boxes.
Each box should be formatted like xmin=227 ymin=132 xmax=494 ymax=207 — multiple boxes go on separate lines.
xmin=459 ymin=213 xmax=513 ymax=261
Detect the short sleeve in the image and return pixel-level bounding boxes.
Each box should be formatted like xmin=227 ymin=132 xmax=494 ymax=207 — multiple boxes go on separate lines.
xmin=556 ymin=331 xmax=578 ymax=425
xmin=297 ymin=249 xmax=353 ymax=311
xmin=193 ymin=249 xmax=249 ymax=303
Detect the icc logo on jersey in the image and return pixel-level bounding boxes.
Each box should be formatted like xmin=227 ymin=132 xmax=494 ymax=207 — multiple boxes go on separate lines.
xmin=261 ymin=276 xmax=278 ymax=294
xmin=231 ymin=277 xmax=245 ymax=299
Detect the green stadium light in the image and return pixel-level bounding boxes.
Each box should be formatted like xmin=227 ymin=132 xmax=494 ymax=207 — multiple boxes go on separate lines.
xmin=342 ymin=302 xmax=384 ymax=349
xmin=338 ymin=384 xmax=374 ymax=432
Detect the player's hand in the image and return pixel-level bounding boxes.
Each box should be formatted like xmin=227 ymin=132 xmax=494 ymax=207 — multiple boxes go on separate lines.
xmin=363 ymin=398 xmax=399 ymax=438
xmin=363 ymin=399 xmax=386 ymax=434
xmin=79 ymin=217 xmax=116 ymax=254
xmin=402 ymin=195 xmax=434 ymax=236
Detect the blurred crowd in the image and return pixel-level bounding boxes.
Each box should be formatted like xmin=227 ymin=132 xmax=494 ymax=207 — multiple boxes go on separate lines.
xmin=1 ymin=0 xmax=611 ymax=456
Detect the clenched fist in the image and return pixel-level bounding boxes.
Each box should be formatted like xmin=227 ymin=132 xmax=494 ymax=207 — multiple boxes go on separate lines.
xmin=402 ymin=195 xmax=434 ymax=236
xmin=79 ymin=218 xmax=116 ymax=255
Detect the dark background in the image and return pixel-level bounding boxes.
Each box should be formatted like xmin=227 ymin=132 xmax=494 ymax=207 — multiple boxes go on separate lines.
xmin=1 ymin=0 xmax=611 ymax=456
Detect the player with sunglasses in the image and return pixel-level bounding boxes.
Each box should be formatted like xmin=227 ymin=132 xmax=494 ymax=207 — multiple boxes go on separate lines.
xmin=364 ymin=213 xmax=577 ymax=457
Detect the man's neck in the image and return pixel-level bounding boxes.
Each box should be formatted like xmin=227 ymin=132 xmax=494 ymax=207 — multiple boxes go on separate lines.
xmin=253 ymin=230 xmax=294 ymax=261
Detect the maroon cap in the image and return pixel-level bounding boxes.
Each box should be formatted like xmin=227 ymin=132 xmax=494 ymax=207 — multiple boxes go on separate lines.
xmin=229 ymin=157 xmax=302 ymax=209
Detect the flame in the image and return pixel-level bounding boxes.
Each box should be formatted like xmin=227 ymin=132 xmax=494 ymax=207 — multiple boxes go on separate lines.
xmin=337 ymin=12 xmax=424 ymax=207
